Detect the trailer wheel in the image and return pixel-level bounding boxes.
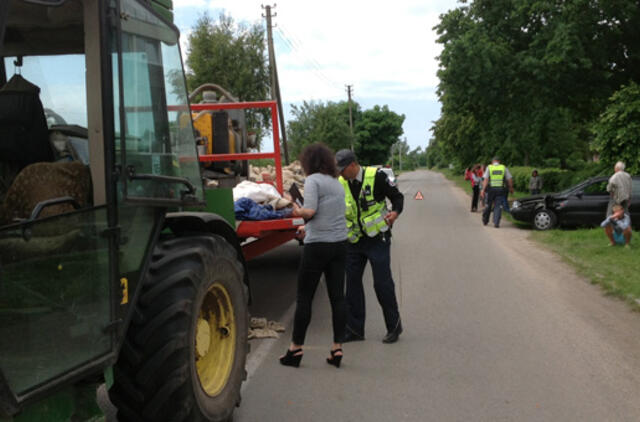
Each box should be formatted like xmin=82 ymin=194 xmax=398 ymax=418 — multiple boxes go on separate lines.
xmin=109 ymin=234 xmax=248 ymax=422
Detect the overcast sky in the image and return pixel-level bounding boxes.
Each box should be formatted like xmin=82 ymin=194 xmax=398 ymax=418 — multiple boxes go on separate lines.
xmin=174 ymin=0 xmax=461 ymax=152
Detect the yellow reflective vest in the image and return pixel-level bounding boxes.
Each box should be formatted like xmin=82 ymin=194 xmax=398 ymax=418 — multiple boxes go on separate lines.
xmin=488 ymin=164 xmax=506 ymax=188
xmin=339 ymin=167 xmax=389 ymax=243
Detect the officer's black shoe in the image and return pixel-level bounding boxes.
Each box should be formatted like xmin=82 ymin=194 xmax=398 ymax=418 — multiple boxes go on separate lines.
xmin=382 ymin=321 xmax=403 ymax=344
xmin=343 ymin=330 xmax=365 ymax=343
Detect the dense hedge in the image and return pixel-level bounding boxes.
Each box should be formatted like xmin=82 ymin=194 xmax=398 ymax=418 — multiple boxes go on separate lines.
xmin=509 ymin=162 xmax=607 ymax=193
xmin=510 ymin=167 xmax=565 ymax=193
xmin=454 ymin=161 xmax=609 ymax=193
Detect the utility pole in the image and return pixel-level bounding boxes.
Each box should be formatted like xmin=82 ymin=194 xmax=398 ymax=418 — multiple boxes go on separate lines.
xmin=346 ymin=84 xmax=354 ymax=151
xmin=263 ymin=4 xmax=290 ymax=164
xmin=391 ymin=143 xmax=395 ymax=169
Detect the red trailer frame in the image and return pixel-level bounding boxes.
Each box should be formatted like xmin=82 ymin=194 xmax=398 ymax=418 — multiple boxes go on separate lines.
xmin=172 ymin=100 xmax=303 ymax=261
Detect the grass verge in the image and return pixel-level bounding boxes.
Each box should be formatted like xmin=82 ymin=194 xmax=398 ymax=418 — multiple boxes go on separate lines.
xmin=435 ymin=167 xmax=640 ymax=307
xmin=531 ymin=229 xmax=640 ymax=307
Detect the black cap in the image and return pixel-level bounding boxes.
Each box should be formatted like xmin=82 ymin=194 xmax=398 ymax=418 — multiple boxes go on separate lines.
xmin=336 ymin=149 xmax=357 ymax=173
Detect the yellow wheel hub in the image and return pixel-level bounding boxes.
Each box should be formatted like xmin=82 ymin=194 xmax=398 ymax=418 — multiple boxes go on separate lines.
xmin=195 ymin=282 xmax=236 ymax=396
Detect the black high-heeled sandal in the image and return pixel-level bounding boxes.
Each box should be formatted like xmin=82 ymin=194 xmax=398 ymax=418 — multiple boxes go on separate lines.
xmin=279 ymin=348 xmax=303 ymax=367
xmin=326 ymin=348 xmax=343 ymax=368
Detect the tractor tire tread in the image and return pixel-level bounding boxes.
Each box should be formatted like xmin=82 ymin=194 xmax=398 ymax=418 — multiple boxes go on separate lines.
xmin=109 ymin=234 xmax=247 ymax=422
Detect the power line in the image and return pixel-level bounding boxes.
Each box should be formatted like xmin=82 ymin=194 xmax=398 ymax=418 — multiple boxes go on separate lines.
xmin=279 ymin=24 xmax=327 ymax=73
xmin=274 ymin=24 xmax=343 ymax=92
xmin=275 ymin=36 xmax=341 ymax=93
xmin=278 ymin=25 xmax=338 ymax=87
xmin=278 ymin=25 xmax=325 ymax=71
xmin=275 ymin=28 xmax=340 ymax=91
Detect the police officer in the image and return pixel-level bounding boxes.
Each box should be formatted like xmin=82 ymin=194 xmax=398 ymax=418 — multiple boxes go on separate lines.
xmin=480 ymin=156 xmax=514 ymax=228
xmin=335 ymin=149 xmax=404 ymax=344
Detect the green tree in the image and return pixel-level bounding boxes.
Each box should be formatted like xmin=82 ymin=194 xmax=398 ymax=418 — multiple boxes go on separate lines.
xmin=592 ymin=82 xmax=640 ymax=174
xmin=433 ymin=0 xmax=640 ymax=168
xmin=425 ymin=139 xmax=448 ymax=169
xmin=406 ymin=147 xmax=427 ymax=170
xmin=286 ymin=101 xmax=359 ymax=159
xmin=185 ymin=13 xmax=270 ymax=147
xmin=356 ymin=105 xmax=405 ymax=165
xmin=286 ymin=102 xmax=403 ymax=164
xmin=393 ymin=144 xmax=427 ymax=171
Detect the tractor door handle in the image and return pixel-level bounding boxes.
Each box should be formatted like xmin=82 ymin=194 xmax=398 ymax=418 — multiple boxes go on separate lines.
xmin=29 ymin=196 xmax=81 ymax=221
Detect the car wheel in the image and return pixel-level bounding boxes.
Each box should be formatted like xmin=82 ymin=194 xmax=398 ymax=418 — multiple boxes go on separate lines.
xmin=533 ymin=209 xmax=556 ymax=231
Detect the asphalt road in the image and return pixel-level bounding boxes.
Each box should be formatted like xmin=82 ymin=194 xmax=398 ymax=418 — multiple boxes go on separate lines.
xmin=235 ymin=170 xmax=640 ymax=422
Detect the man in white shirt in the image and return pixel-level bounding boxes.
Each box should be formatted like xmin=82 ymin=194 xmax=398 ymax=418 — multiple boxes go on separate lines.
xmin=606 ymin=161 xmax=632 ymax=216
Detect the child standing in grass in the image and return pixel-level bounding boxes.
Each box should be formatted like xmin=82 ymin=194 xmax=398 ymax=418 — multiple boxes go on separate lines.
xmin=529 ymin=169 xmax=542 ymax=195
xmin=600 ymin=204 xmax=632 ymax=248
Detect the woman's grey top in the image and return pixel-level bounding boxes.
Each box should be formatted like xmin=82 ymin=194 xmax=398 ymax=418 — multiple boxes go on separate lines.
xmin=302 ymin=173 xmax=348 ymax=244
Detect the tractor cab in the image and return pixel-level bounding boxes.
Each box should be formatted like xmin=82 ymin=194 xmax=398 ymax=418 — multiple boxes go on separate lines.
xmin=0 ymin=0 xmax=221 ymax=418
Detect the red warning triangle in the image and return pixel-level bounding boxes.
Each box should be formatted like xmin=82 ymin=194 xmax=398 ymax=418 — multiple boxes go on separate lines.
xmin=414 ymin=191 xmax=424 ymax=200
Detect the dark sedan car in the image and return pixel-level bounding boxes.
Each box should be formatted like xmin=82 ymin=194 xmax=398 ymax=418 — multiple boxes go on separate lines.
xmin=510 ymin=176 xmax=640 ymax=230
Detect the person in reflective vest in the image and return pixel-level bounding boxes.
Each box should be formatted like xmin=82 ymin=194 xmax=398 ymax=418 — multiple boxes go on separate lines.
xmin=335 ymin=149 xmax=404 ymax=344
xmin=480 ymin=156 xmax=514 ymax=228
xmin=342 ymin=166 xmax=389 ymax=242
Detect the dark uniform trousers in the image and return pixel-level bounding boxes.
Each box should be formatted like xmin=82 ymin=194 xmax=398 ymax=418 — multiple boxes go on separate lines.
xmin=482 ymin=187 xmax=507 ymax=226
xmin=345 ymin=234 xmax=400 ymax=336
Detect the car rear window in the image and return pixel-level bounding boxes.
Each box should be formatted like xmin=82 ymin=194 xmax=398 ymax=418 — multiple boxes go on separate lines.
xmin=633 ymin=180 xmax=640 ymax=197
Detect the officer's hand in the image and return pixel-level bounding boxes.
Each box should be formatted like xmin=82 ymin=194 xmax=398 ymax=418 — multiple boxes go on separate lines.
xmin=480 ymin=190 xmax=485 ymax=200
xmin=295 ymin=225 xmax=306 ymax=240
xmin=384 ymin=211 xmax=399 ymax=227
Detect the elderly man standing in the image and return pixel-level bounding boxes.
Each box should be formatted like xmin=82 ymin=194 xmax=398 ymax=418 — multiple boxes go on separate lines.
xmin=606 ymin=161 xmax=632 ymax=216
xmin=335 ymin=149 xmax=404 ymax=344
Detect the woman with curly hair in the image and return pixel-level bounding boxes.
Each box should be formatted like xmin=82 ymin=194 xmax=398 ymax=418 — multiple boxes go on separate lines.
xmin=280 ymin=143 xmax=348 ymax=369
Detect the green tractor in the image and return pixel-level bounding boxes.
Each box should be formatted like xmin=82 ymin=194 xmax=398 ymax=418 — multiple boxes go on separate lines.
xmin=0 ymin=1 xmax=249 ymax=421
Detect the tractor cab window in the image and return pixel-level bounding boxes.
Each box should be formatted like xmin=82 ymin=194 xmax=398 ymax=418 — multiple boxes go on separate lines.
xmin=0 ymin=0 xmax=113 ymax=400
xmin=2 ymin=55 xmax=89 ymax=164
xmin=0 ymin=0 xmax=96 ymax=215
xmin=3 ymin=55 xmax=87 ymax=128
xmin=113 ymin=0 xmax=203 ymax=204
xmin=0 ymin=53 xmax=92 ymax=224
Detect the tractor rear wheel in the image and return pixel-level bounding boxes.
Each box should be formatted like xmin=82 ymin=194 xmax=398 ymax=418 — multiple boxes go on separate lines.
xmin=109 ymin=234 xmax=248 ymax=422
